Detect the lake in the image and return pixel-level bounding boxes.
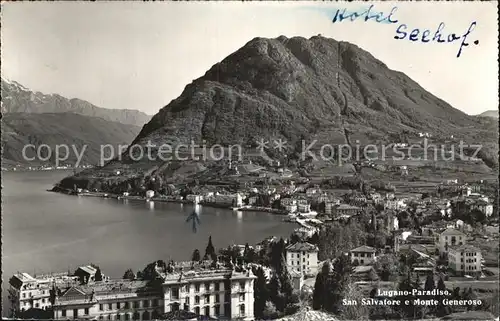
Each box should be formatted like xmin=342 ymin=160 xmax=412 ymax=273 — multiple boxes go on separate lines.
xmin=1 ymin=170 xmax=295 ymax=315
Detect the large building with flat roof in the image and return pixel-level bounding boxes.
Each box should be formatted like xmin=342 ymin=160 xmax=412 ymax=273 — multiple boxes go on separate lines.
xmin=12 ymin=262 xmax=257 ymax=321
xmin=8 ymin=271 xmax=80 ymax=317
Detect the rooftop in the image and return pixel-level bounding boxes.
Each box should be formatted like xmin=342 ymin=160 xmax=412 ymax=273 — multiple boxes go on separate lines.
xmin=440 ymin=228 xmax=466 ymax=236
xmin=350 ymin=245 xmax=376 ymax=253
xmin=76 ymin=265 xmax=97 ymax=275
xmin=336 ymin=204 xmax=361 ymax=210
xmin=450 ymin=244 xmax=481 ymax=253
xmin=353 ymin=266 xmax=374 ymax=274
xmin=286 ymin=242 xmax=318 ymax=252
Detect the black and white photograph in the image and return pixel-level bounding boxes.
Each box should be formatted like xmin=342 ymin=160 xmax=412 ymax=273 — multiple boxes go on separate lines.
xmin=1 ymin=1 xmax=499 ymax=320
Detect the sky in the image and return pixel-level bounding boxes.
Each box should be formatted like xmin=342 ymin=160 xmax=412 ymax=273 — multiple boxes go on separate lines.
xmin=1 ymin=1 xmax=498 ymax=116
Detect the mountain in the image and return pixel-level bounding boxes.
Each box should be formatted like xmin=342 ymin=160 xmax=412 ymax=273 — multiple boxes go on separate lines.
xmin=2 ymin=113 xmax=141 ymax=167
xmin=56 ymin=36 xmax=498 ymax=190
xmin=1 ymin=78 xmax=150 ymax=127
xmin=478 ymin=110 xmax=498 ymax=119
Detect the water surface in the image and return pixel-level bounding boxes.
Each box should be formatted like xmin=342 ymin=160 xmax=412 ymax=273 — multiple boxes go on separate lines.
xmin=2 ymin=170 xmax=295 ymax=315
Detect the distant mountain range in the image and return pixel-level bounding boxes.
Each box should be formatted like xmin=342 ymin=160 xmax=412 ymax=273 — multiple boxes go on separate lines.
xmin=2 ymin=113 xmax=141 ymax=167
xmin=1 ymin=78 xmax=145 ymax=168
xmin=478 ymin=110 xmax=498 ymax=119
xmin=1 ymin=78 xmax=150 ymax=127
xmin=56 ymin=35 xmax=498 ymax=191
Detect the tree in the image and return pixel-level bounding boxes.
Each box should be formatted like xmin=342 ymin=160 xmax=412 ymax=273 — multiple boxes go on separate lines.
xmin=204 ymin=236 xmax=216 ymax=260
xmin=262 ymin=301 xmax=279 ymax=319
xmin=424 ymin=273 xmax=435 ymax=292
xmin=436 ymin=276 xmax=451 ymax=317
xmin=341 ymin=284 xmax=369 ymax=320
xmin=312 ymin=262 xmax=329 ymax=310
xmin=253 ymin=267 xmax=269 ymax=319
xmin=123 ymin=269 xmax=135 ymax=280
xmin=278 ymin=255 xmax=294 ymax=305
xmin=243 ymin=244 xmax=257 ymax=263
xmin=328 ymin=255 xmax=352 ymax=314
xmin=269 ymin=238 xmax=286 ymax=271
xmin=374 ymin=254 xmax=398 ymax=281
xmin=209 ymin=253 xmax=218 ymax=269
xmin=268 ymin=273 xmax=284 ymax=312
xmin=192 ymin=249 xmax=201 ymax=262
xmin=94 ymin=267 xmax=103 ymax=282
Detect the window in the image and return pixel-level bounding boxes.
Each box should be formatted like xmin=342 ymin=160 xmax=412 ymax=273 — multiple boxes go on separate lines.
xmin=205 ymin=283 xmax=210 ymax=291
xmin=239 ymin=293 xmax=245 ymax=302
xmin=85 ymin=308 xmax=89 ymax=315
xmin=142 ymin=311 xmax=150 ymax=320
xmin=73 ymin=309 xmax=78 ymax=318
xmin=172 ymin=303 xmax=180 ymax=312
xmin=239 ymin=304 xmax=246 ymax=317
xmin=99 ymin=316 xmax=104 ymax=320
xmin=215 ymin=283 xmax=220 ymax=291
xmin=100 ymin=304 xmax=104 ymax=311
xmin=194 ymin=307 xmax=200 ymax=315
xmin=172 ymin=287 xmax=179 ymax=300
xmin=133 ymin=301 xmax=139 ymax=309
xmin=239 ymin=282 xmax=245 ymax=291
xmin=133 ymin=312 xmax=140 ymax=320
xmin=204 ymin=295 xmax=210 ymax=304
xmin=303 ymin=258 xmax=305 ymax=262
xmin=62 ymin=310 xmax=66 ymax=317
xmin=215 ymin=294 xmax=220 ymax=303
xmin=204 ymin=306 xmax=210 ymax=316
xmin=215 ymin=305 xmax=220 ymax=316
xmin=107 ymin=315 xmax=111 ymax=320
xmin=185 ymin=297 xmax=190 ymax=305
xmin=143 ymin=300 xmax=149 ymax=308
xmin=195 ymin=296 xmax=200 ymax=304
xmin=124 ymin=302 xmax=130 ymax=309
xmin=35 ymin=303 xmax=40 ymax=308
xmin=108 ymin=303 xmax=113 ymax=310
xmin=195 ymin=283 xmax=200 ymax=292
xmin=23 ymin=293 xmax=26 ymax=298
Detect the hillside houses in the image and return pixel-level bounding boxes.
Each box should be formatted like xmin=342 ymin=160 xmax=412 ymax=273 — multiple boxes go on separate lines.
xmin=349 ymin=246 xmax=377 ymax=265
xmin=437 ymin=228 xmax=466 ymax=256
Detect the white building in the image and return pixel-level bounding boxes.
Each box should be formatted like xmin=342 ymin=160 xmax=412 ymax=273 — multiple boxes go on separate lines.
xmin=325 ymin=199 xmax=341 ymax=215
xmin=162 ymin=268 xmax=256 ymax=320
xmin=384 ymin=199 xmax=407 ymax=210
xmin=470 ymin=200 xmax=494 ymax=217
xmin=350 ymin=246 xmax=377 ymax=265
xmin=285 ymin=242 xmax=319 ymax=276
xmin=247 ymin=196 xmax=258 ymax=206
xmin=186 ymin=194 xmax=203 ymax=204
xmin=8 ymin=272 xmax=80 ymax=317
xmin=146 ymin=190 xmax=155 ymax=199
xmin=448 ymin=245 xmax=482 ymax=276
xmin=49 ymin=265 xmax=256 ymax=321
xmin=306 ymin=188 xmax=319 ymax=197
xmin=206 ymin=193 xmax=243 ymax=207
xmin=281 ymin=198 xmax=297 ymax=213
xmin=297 ymin=199 xmax=311 ymax=213
xmin=437 ymin=228 xmax=466 ymax=256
